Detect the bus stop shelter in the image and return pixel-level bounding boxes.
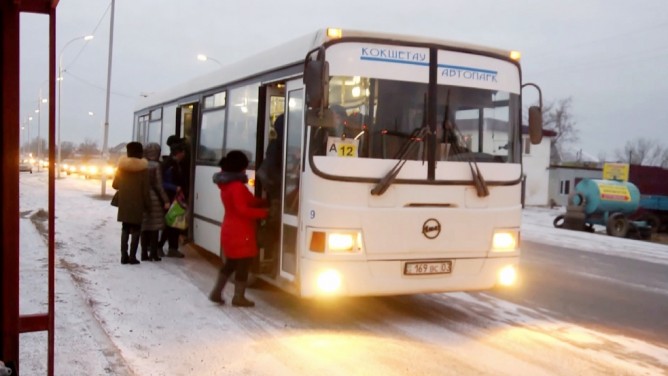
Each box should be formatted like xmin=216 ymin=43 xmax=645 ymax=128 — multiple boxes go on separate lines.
xmin=1 ymin=1 xmax=59 ymax=375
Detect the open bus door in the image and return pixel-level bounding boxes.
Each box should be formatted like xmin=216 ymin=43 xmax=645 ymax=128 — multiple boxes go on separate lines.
xmin=256 ymin=79 xmax=303 ymax=287
xmin=278 ymin=80 xmax=304 ymax=281
xmin=176 ymin=103 xmax=198 ymax=236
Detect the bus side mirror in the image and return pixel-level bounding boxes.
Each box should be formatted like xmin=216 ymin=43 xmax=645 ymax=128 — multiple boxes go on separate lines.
xmin=304 ymin=52 xmax=329 ymax=109
xmin=528 ymin=106 xmax=543 ymax=145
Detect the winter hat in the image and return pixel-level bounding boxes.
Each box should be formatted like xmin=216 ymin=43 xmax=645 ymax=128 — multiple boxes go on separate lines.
xmin=126 ymin=142 xmax=144 ymax=158
xmin=166 ymin=135 xmax=181 ymax=147
xmin=143 ymin=142 xmax=161 ymax=161
xmin=218 ymin=150 xmax=249 ymax=173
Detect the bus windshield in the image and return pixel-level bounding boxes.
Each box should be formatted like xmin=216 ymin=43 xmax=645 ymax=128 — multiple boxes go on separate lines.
xmin=312 ymin=76 xmax=519 ymax=163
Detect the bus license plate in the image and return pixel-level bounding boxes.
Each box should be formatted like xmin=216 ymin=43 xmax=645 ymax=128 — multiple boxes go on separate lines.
xmin=404 ymin=261 xmax=452 ymax=275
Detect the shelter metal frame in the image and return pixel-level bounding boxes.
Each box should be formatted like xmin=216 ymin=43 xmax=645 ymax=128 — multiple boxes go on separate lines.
xmin=1 ymin=1 xmax=59 ymax=375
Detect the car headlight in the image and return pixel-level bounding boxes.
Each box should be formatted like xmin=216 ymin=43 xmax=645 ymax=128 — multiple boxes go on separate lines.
xmin=309 ymin=230 xmax=364 ymax=253
xmin=491 ymin=229 xmax=519 ymax=252
xmin=89 ymin=166 xmax=98 ymax=174
xmin=104 ymin=166 xmax=115 ymax=175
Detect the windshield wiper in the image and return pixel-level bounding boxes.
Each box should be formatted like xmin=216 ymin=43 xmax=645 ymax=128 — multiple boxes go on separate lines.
xmin=371 ymin=126 xmax=428 ymax=196
xmin=442 ymin=90 xmax=489 ymax=197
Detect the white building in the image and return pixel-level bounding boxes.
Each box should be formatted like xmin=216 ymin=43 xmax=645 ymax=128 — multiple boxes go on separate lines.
xmin=522 ymin=127 xmax=557 ymax=206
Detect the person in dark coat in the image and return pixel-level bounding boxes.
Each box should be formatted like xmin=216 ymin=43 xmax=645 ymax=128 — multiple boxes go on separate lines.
xmin=257 ymin=113 xmax=284 ymax=199
xmin=159 ymin=141 xmax=187 ymax=258
xmin=140 ymin=143 xmax=170 ymax=261
xmin=208 ymin=150 xmax=268 ymax=307
xmin=112 ymin=142 xmax=150 ymax=265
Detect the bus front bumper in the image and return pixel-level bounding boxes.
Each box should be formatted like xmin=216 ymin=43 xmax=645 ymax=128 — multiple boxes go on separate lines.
xmin=298 ymin=256 xmax=519 ymax=298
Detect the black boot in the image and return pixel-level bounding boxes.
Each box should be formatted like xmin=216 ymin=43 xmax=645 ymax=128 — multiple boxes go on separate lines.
xmin=140 ymin=232 xmax=150 ymax=261
xmin=148 ymin=231 xmax=161 ymax=261
xmin=208 ymin=271 xmax=229 ymax=304
xmin=166 ymin=248 xmax=185 ymax=258
xmin=141 ymin=248 xmax=150 ymax=261
xmin=150 ymin=247 xmax=161 ymax=262
xmin=120 ymin=229 xmax=130 ymax=264
xmin=232 ymin=282 xmax=255 ymax=307
xmin=128 ymin=229 xmax=141 ymax=265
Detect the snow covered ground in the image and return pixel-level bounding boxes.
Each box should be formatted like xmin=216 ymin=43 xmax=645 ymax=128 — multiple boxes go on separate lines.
xmin=15 ymin=172 xmax=668 ymax=375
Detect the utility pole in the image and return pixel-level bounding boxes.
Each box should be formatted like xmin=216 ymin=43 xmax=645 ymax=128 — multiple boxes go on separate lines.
xmin=101 ymin=0 xmax=115 ymax=196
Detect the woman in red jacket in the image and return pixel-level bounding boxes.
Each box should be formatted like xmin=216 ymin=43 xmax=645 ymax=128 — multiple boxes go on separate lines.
xmin=209 ymin=150 xmax=268 ymax=307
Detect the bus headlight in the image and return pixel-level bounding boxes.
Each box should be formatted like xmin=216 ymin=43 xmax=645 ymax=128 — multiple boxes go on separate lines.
xmin=317 ymin=269 xmax=342 ymax=294
xmin=491 ymin=229 xmax=519 ymax=252
xmin=309 ymin=230 xmax=364 ymax=253
xmin=497 ymin=265 xmax=517 ymax=286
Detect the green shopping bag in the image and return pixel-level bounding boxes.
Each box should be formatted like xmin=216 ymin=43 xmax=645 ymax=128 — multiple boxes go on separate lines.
xmin=165 ymin=200 xmax=187 ymax=229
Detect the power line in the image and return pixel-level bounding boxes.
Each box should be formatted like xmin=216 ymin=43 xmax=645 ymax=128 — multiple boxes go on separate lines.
xmin=64 ymin=2 xmax=112 ymax=72
xmin=64 ymin=71 xmax=136 ymax=99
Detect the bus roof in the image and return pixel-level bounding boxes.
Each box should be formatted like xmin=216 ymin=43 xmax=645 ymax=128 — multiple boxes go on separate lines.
xmin=135 ymin=28 xmax=512 ymax=111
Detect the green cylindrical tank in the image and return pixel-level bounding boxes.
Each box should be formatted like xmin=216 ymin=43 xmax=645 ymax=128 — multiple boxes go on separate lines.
xmin=572 ymin=179 xmax=640 ymax=215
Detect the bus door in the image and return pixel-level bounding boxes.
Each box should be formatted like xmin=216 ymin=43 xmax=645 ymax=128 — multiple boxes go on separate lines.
xmin=176 ymin=103 xmax=198 ymax=235
xmin=279 ymin=80 xmax=304 ymax=280
xmin=258 ymin=83 xmax=285 ymax=275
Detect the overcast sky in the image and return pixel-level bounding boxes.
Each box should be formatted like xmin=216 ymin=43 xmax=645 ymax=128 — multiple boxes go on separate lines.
xmin=19 ymin=0 xmax=668 ymax=159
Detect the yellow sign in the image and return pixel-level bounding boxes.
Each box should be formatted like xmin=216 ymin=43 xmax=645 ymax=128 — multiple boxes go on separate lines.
xmin=602 ymin=163 xmax=629 ymax=181
xmin=326 ymin=137 xmax=359 ymax=158
xmin=598 ymin=184 xmax=631 ymax=202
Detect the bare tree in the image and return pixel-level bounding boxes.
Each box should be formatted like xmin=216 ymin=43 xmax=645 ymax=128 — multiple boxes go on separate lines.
xmin=613 ymin=138 xmax=668 ymax=166
xmin=78 ymin=139 xmax=101 ymax=159
xmin=59 ymin=141 xmax=76 ymax=159
xmin=542 ymin=97 xmax=579 ymax=163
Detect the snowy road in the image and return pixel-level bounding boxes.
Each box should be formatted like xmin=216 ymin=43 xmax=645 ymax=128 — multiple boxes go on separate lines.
xmin=18 ymin=172 xmax=668 ymax=375
xmin=493 ymin=240 xmax=668 ymax=344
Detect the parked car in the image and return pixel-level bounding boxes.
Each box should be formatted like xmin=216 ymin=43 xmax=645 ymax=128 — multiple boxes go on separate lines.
xmin=80 ymin=158 xmax=116 ymax=179
xmin=19 ymin=160 xmax=33 ymax=173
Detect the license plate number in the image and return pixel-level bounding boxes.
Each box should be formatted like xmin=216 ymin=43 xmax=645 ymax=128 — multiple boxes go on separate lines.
xmin=404 ymin=261 xmax=452 ymax=275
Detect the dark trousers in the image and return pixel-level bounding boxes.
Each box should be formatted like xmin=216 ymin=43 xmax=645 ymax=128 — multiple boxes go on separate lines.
xmin=220 ymin=257 xmax=253 ymax=282
xmin=141 ymin=230 xmax=160 ymax=256
xmin=159 ymin=226 xmax=180 ymax=250
xmin=121 ymin=223 xmax=141 ymax=257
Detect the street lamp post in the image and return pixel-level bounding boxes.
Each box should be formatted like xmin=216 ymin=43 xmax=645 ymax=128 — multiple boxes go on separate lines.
xmin=101 ymin=0 xmax=116 ymax=196
xmin=36 ymin=91 xmax=48 ymax=172
xmin=196 ymin=54 xmax=223 ymax=67
xmin=58 ymin=34 xmax=94 ymax=178
xmin=27 ymin=116 xmax=33 ymax=156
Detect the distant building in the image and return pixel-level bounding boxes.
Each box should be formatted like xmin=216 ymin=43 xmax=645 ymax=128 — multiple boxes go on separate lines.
xmin=548 ymin=165 xmax=603 ymax=206
xmin=522 ymin=126 xmax=557 ymax=206
xmin=546 ymin=144 xmax=605 ymax=206
xmin=109 ymin=142 xmax=127 ymax=162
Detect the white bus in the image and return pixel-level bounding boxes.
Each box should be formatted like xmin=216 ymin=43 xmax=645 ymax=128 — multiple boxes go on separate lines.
xmin=134 ymin=28 xmax=543 ymax=298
